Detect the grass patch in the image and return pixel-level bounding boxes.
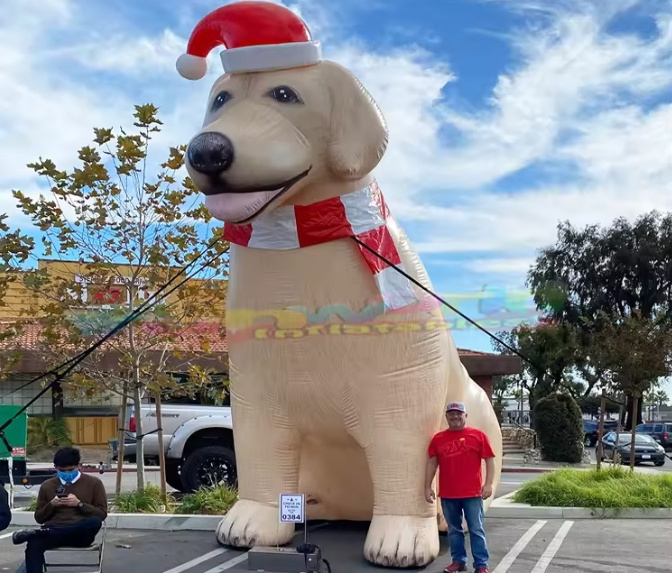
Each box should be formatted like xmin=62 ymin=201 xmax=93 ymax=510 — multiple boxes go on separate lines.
xmin=112 ymin=484 xmax=177 ymax=513
xmin=513 ymin=466 xmax=672 ymax=508
xmin=175 ymin=485 xmax=238 ymax=515
xmin=20 ymin=484 xmax=237 ymax=516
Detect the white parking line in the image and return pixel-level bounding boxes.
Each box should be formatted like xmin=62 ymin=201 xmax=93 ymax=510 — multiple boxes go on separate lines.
xmin=161 ymin=548 xmax=229 ymax=573
xmin=491 ymin=520 xmax=547 ymax=573
xmin=530 ymin=520 xmax=574 ymax=573
xmin=201 ymin=553 xmax=247 ymax=573
xmin=164 ymin=522 xmax=329 ymax=573
xmin=0 ymin=531 xmax=15 ymax=541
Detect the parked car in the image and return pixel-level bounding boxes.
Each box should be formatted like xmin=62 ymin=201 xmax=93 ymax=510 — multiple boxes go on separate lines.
xmin=635 ymin=422 xmax=672 ymax=451
xmin=583 ymin=419 xmax=618 ymax=447
xmin=115 ymin=403 xmax=236 ymax=493
xmin=600 ymin=431 xmax=666 ymax=466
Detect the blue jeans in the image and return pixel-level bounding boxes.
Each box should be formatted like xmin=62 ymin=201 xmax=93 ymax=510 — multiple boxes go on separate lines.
xmin=441 ymin=497 xmax=489 ymax=569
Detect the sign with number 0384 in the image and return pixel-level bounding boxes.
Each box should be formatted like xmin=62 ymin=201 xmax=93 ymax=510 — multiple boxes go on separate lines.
xmin=279 ymin=494 xmax=305 ymax=523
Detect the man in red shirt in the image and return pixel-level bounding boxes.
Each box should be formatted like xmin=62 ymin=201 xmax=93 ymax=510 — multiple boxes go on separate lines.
xmin=425 ymin=401 xmax=496 ymax=573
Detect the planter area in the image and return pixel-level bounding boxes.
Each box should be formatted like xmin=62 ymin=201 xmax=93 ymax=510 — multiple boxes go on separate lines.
xmin=513 ymin=466 xmax=672 ymax=508
xmin=14 ymin=484 xmax=237 ymax=530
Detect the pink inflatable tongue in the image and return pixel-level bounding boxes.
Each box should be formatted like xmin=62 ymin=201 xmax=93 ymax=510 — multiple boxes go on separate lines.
xmin=205 ymin=190 xmax=280 ymax=223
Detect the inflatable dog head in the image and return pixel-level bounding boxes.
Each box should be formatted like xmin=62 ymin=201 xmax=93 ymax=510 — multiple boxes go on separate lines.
xmin=177 ymin=1 xmax=389 ymax=224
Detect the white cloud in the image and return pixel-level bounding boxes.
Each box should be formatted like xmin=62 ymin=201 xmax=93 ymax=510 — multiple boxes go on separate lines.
xmin=0 ymin=0 xmax=671 ymax=290
xmin=465 ymin=258 xmax=534 ymax=275
xmin=62 ymin=29 xmax=186 ymax=78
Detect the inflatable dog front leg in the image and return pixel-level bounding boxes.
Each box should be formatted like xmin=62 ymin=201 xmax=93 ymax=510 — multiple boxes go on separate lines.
xmin=216 ymin=380 xmax=300 ymax=547
xmin=350 ymin=356 xmax=447 ymax=567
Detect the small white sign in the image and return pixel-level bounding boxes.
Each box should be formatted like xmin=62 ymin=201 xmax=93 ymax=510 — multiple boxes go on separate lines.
xmin=279 ymin=494 xmax=305 ymax=523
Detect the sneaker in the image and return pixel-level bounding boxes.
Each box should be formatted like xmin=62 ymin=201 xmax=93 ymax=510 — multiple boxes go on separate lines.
xmin=475 ymin=567 xmax=490 ymax=573
xmin=443 ymin=563 xmax=467 ymax=572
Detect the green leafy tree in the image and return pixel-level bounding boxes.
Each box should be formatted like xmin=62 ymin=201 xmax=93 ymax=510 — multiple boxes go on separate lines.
xmin=575 ymin=393 xmax=620 ymax=418
xmin=492 ymin=319 xmax=580 ymax=424
xmin=587 ymin=310 xmax=672 ymax=468
xmin=527 ymin=212 xmax=672 ymax=429
xmin=533 ymin=392 xmax=584 ymax=463
xmin=643 ymin=386 xmax=669 ymax=411
xmin=492 ymin=375 xmax=516 ymax=402
xmin=10 ymin=104 xmax=230 ymax=491
xmin=491 ymin=375 xmax=519 ymax=425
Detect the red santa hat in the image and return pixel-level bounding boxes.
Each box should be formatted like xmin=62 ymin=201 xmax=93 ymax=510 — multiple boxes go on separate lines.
xmin=176 ymin=1 xmax=323 ymax=80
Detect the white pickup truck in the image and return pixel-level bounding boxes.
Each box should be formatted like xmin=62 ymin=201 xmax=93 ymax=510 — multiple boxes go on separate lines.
xmin=120 ymin=403 xmax=236 ymax=493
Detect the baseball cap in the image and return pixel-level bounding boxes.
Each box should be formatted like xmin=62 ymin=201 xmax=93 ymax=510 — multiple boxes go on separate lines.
xmin=445 ymin=401 xmax=466 ymax=413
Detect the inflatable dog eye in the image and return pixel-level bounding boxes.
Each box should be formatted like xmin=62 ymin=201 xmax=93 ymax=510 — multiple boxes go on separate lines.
xmin=178 ymin=2 xmax=503 ymax=568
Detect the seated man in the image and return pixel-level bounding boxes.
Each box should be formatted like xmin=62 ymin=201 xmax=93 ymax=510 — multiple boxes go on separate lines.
xmin=0 ymin=477 xmax=11 ymax=531
xmin=12 ymin=447 xmax=107 ymax=573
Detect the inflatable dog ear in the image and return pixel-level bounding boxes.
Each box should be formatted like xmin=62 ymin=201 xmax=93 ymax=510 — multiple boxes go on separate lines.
xmin=321 ymin=61 xmax=389 ymax=180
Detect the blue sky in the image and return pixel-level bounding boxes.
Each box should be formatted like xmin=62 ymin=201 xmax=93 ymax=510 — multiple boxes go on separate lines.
xmin=1 ymin=0 xmax=671 ymax=393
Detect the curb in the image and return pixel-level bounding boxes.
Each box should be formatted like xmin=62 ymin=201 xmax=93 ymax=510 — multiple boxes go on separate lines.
xmin=488 ymin=505 xmax=672 ymax=519
xmin=502 ymin=467 xmax=552 ymax=473
xmin=9 ymin=509 xmax=223 ymax=531
xmin=489 ymin=491 xmax=672 ymax=519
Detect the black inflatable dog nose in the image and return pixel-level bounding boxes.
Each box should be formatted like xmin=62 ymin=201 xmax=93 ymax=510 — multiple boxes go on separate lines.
xmin=187 ymin=132 xmax=235 ymax=175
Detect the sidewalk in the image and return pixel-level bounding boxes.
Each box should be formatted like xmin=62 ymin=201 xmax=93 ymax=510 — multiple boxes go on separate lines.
xmin=27 ymin=461 xmax=160 ymax=473
xmin=501 ymin=452 xmax=588 ymax=473
xmin=501 ymin=452 xmax=668 ymax=474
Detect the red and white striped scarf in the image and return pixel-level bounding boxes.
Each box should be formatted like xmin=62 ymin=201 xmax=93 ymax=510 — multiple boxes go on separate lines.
xmin=223 ymin=181 xmax=418 ymax=311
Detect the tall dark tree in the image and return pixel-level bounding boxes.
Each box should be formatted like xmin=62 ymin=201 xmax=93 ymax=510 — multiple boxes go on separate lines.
xmin=527 ymin=211 xmax=672 ymax=429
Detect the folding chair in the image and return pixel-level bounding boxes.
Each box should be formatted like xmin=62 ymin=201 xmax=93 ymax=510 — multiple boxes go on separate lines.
xmin=43 ymin=521 xmax=107 ymax=573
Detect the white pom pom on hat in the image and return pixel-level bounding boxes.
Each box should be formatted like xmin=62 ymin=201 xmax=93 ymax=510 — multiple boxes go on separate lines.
xmin=175 ymin=1 xmax=323 ymax=81
xmin=176 ymin=53 xmax=208 ymax=81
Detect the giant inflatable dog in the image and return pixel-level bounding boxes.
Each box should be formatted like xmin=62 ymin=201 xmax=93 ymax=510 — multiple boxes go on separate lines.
xmin=177 ymin=2 xmax=502 ymax=567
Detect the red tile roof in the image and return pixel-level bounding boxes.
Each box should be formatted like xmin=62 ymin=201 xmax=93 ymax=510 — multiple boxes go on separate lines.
xmin=0 ymin=320 xmax=495 ymax=358
xmin=455 ymin=349 xmax=495 ymax=356
xmin=0 ymin=320 xmax=228 ymax=353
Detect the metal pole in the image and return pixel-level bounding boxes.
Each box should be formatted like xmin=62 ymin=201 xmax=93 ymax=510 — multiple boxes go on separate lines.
xmin=596 ymin=389 xmax=606 ymax=470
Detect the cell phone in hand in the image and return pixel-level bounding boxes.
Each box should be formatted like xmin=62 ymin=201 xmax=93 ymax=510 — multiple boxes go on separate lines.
xmin=56 ymin=493 xmax=68 ymax=498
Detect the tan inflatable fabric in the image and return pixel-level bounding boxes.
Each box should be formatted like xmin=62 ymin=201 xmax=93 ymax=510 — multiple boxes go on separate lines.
xmin=177 ymin=1 xmax=502 ymax=568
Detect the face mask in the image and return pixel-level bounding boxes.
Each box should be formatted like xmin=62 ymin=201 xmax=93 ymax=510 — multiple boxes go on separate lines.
xmin=57 ymin=470 xmax=80 ymax=483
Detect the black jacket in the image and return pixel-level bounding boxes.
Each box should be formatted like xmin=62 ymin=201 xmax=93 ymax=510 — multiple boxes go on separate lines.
xmin=0 ymin=480 xmax=11 ymax=531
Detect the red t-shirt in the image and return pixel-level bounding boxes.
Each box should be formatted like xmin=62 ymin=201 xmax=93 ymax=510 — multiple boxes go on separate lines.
xmin=427 ymin=426 xmax=495 ymax=499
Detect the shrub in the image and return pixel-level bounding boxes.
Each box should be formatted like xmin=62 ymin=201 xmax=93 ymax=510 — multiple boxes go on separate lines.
xmin=533 ymin=392 xmax=584 ymax=463
xmin=513 ymin=466 xmax=672 ymax=508
xmin=175 ymin=485 xmax=238 ymax=515
xmin=113 ymin=484 xmax=176 ymax=513
xmin=27 ymin=417 xmax=72 ymax=452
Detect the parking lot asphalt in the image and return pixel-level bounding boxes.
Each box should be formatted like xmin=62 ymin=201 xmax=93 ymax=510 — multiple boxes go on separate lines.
xmin=1 ymin=517 xmax=670 ymax=573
